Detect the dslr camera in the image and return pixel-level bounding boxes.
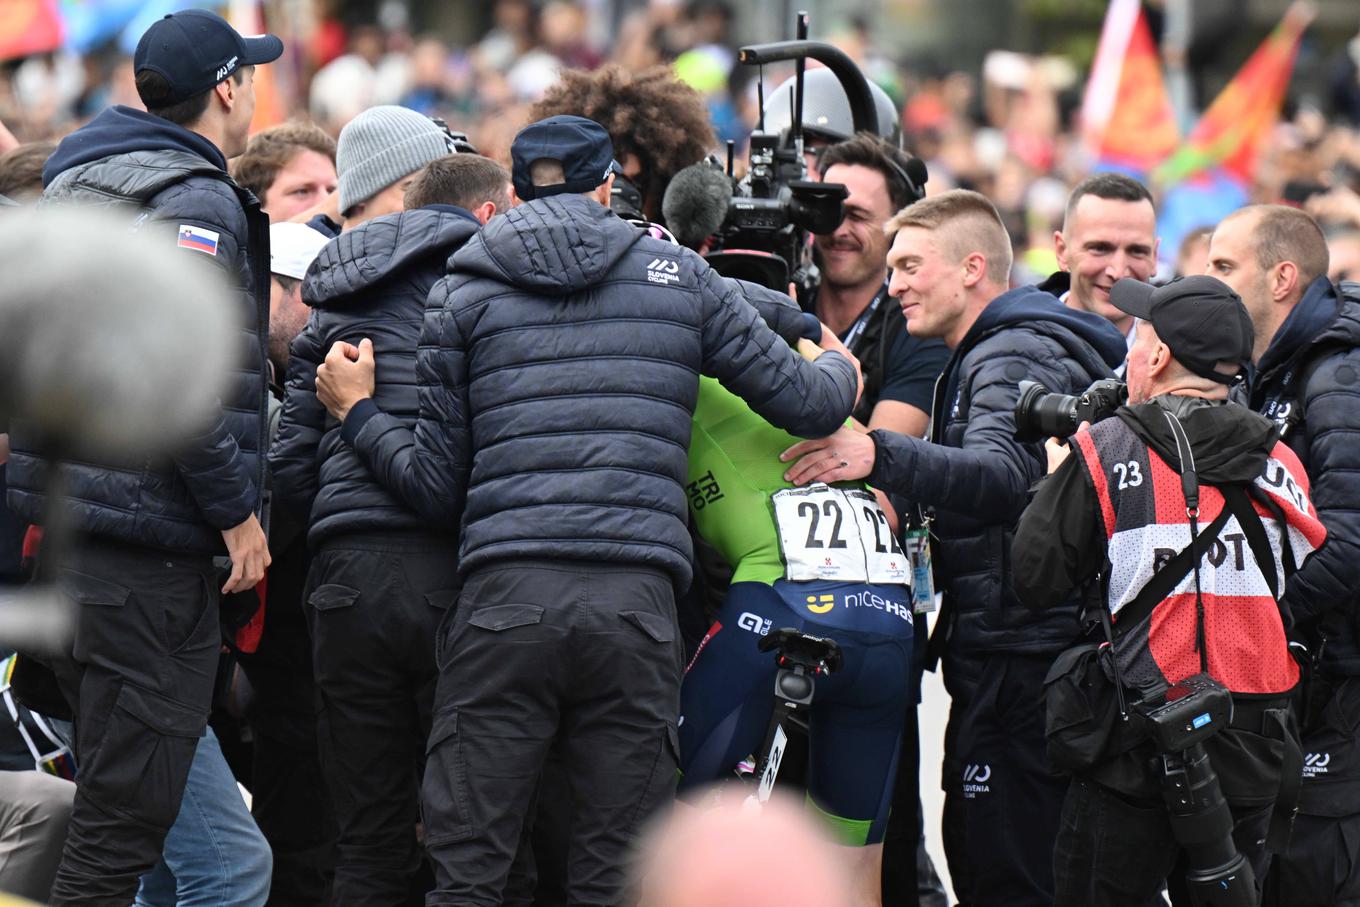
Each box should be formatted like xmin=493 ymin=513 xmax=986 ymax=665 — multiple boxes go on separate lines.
xmin=1134 ymin=675 xmax=1258 ymax=907
xmin=1013 ymin=379 xmax=1127 ymax=443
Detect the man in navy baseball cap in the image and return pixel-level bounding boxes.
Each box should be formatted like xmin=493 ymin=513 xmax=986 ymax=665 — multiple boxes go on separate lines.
xmin=28 ymin=8 xmax=285 ymax=904
xmin=134 ymin=9 xmax=283 ymax=107
xmin=510 ymin=114 xmax=619 ymax=202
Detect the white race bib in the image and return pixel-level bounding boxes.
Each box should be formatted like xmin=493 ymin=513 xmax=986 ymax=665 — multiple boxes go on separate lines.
xmin=771 ymin=484 xmax=910 ymax=586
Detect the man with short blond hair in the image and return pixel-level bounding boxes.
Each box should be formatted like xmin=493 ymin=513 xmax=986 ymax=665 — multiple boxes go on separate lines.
xmin=783 ymin=189 xmax=1127 ymax=906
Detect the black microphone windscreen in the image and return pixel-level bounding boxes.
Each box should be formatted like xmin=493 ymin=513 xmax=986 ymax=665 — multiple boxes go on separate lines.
xmin=662 ymin=163 xmax=731 ymax=249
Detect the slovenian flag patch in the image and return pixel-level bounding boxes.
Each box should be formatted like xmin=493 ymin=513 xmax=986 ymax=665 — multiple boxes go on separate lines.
xmin=177 ymin=225 xmax=220 ymax=256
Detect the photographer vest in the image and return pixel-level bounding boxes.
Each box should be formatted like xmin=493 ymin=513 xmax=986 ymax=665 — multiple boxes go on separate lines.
xmin=1073 ymin=416 xmax=1325 ymax=695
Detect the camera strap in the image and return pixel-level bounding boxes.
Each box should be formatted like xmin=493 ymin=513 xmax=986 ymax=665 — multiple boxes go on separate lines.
xmin=1162 ymin=410 xmax=1212 ymax=674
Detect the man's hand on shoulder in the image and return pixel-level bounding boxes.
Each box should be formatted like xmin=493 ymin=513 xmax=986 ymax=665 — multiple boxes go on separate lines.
xmin=220 ymin=513 xmax=270 ymax=594
xmin=780 ymin=424 xmax=876 ymax=485
xmin=316 ymin=338 xmax=376 ymax=422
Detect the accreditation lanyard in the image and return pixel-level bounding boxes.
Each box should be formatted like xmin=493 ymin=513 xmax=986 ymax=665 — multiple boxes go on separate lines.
xmin=839 ymin=280 xmax=890 ymax=354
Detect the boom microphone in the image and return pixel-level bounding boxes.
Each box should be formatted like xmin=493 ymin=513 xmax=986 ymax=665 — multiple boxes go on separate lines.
xmin=662 ymin=162 xmax=731 ymax=250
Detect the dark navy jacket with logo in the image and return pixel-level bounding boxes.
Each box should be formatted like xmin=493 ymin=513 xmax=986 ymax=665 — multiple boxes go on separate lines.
xmin=7 ymin=106 xmax=268 ymax=554
xmin=866 ymin=285 xmax=1127 ymax=657
xmin=338 ymin=193 xmax=859 ymax=590
xmin=1235 ymin=278 xmax=1360 ymax=676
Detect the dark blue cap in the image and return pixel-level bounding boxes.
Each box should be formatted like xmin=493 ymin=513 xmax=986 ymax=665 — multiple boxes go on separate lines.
xmin=134 ymin=9 xmax=283 ymax=105
xmin=511 ymin=115 xmax=617 ymax=201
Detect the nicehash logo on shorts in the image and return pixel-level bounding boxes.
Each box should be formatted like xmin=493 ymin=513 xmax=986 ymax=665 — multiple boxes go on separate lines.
xmin=646 ymin=257 xmax=681 ymax=285
xmin=962 ymin=763 xmax=992 ymax=798
xmin=1303 ymin=752 xmax=1331 ymax=779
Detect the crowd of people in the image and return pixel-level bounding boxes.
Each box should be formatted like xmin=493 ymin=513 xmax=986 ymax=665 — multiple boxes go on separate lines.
xmin=1 ymin=3 xmax=1360 ymax=907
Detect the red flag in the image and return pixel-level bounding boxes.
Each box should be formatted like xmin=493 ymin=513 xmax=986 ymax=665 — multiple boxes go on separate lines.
xmin=0 ymin=0 xmax=63 ymax=62
xmin=1081 ymin=0 xmax=1179 ymax=173
xmin=1154 ymin=2 xmax=1313 ymax=187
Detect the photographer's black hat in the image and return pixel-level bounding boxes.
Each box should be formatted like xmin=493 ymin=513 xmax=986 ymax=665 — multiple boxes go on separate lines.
xmin=134 ymin=10 xmax=282 ymax=106
xmin=1109 ymin=275 xmax=1255 ymax=385
xmin=511 ymin=115 xmax=617 ymax=201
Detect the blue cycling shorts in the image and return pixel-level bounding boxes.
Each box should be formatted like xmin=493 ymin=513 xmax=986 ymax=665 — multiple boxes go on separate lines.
xmin=677 ymin=579 xmax=914 ymax=845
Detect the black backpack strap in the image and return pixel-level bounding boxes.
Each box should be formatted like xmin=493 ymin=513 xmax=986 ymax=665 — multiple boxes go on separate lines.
xmin=1109 ymin=505 xmax=1233 ymax=640
xmin=1220 ymin=486 xmax=1281 ymax=600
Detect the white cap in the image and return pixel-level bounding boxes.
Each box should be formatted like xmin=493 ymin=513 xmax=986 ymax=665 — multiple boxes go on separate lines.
xmin=269 ymin=222 xmax=330 ymax=281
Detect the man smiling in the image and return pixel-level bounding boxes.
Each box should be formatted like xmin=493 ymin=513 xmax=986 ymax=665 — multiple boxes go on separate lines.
xmin=1047 ymin=173 xmax=1160 ymax=350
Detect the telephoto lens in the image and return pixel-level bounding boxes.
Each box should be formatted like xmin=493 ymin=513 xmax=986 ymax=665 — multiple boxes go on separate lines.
xmin=1158 ymin=744 xmax=1258 ymax=906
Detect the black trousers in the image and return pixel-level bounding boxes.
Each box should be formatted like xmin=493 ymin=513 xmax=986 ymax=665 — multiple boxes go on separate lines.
xmin=304 ymin=534 xmax=459 ymax=907
xmin=47 ymin=538 xmax=220 ymax=907
xmin=423 ymin=560 xmax=682 ymax=907
xmin=1262 ymin=675 xmax=1360 ymax=907
xmin=946 ymin=651 xmax=1066 ymax=907
xmin=1054 ymin=777 xmax=1272 ymax=907
xmin=239 ymin=531 xmax=336 ymax=906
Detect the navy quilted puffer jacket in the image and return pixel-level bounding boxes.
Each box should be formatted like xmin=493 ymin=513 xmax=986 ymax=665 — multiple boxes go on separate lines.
xmin=7 ymin=106 xmax=268 ymax=554
xmin=271 ymin=205 xmax=477 ymax=547
xmin=339 ymin=193 xmax=858 ymax=589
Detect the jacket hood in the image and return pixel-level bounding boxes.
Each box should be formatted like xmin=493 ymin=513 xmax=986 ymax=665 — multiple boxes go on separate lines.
xmin=303 ymin=206 xmax=479 ymax=308
xmin=452 ymin=193 xmax=644 ymax=294
xmin=1256 ymin=277 xmax=1345 ymax=379
xmin=963 ymin=284 xmax=1128 ymax=373
xmin=43 ymin=105 xmax=226 ymax=186
xmin=1120 ymin=395 xmax=1278 ymax=485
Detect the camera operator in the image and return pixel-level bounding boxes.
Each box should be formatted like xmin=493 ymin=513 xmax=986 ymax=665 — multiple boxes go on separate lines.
xmin=1012 ymin=275 xmax=1323 ymax=906
xmin=1207 ymin=205 xmax=1360 ymax=906
xmin=781 ymin=189 xmax=1127 ymax=907
xmin=810 ymin=134 xmax=949 ymax=433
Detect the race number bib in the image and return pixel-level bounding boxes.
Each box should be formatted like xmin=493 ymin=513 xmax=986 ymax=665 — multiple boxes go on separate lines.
xmin=771 ymin=484 xmax=910 ymax=586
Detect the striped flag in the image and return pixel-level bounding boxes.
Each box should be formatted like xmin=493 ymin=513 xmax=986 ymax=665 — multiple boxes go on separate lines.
xmin=1081 ymin=0 xmax=1179 ymax=174
xmin=1153 ymin=2 xmax=1313 ymax=187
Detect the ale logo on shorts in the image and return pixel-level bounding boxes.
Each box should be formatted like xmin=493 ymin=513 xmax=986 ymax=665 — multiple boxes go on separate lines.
xmin=737 ymin=611 xmax=772 ymax=636
xmin=805 ymin=594 xmax=835 ymax=614
xmin=1303 ymin=752 xmax=1331 ymax=778
xmin=962 ymin=763 xmax=992 ymax=798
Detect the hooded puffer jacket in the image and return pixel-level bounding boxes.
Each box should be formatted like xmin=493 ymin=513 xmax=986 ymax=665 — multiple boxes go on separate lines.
xmin=868 ymin=285 xmax=1127 ymax=657
xmin=271 ymin=205 xmax=480 ymax=548
xmin=7 ymin=106 xmax=268 ymax=554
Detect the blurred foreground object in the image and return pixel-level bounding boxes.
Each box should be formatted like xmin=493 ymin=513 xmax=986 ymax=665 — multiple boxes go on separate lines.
xmin=0 ymin=207 xmax=236 ymax=458
xmin=634 ymin=792 xmax=853 ymax=907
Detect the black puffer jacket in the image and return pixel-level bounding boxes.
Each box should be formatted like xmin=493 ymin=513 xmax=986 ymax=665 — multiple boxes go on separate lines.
xmin=271 ymin=205 xmax=478 ymax=547
xmin=1236 ymin=278 xmax=1360 ymax=675
xmin=6 ymin=106 xmax=268 ymax=554
xmin=868 ymin=285 xmax=1126 ymax=656
xmin=340 ymin=193 xmax=857 ymax=589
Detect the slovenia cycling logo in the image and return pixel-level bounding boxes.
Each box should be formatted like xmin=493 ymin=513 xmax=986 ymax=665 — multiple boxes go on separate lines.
xmin=646 ymin=257 xmax=681 ymax=285
xmin=962 ymin=763 xmax=992 ymax=798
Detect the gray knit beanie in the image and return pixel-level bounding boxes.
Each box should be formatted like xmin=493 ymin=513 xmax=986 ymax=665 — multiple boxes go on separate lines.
xmin=336 ymin=105 xmax=454 ymax=214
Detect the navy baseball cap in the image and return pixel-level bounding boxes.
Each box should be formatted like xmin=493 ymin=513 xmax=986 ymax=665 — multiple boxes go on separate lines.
xmin=134 ymin=9 xmax=283 ymax=105
xmin=511 ymin=115 xmax=617 ymax=201
xmin=1109 ymin=275 xmax=1255 ymax=384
